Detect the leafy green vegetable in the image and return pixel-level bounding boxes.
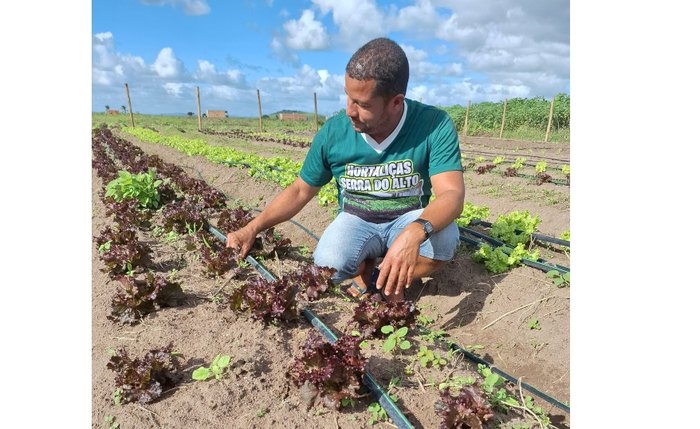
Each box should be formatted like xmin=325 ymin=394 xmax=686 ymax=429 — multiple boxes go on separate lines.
xmin=490 ymin=210 xmax=541 ymax=247
xmin=192 ymin=354 xmax=231 ymax=381
xmin=105 ymin=170 xmax=162 ymax=209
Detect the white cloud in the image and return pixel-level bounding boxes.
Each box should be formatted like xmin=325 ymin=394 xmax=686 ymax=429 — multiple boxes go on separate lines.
xmin=163 ymin=82 xmax=185 ymax=97
xmin=256 ymin=64 xmax=345 ymax=113
xmin=312 ymin=0 xmax=385 ymax=49
xmin=208 ymin=85 xmax=243 ymax=100
xmin=443 ymin=63 xmax=463 ymax=76
xmin=151 ymin=47 xmax=184 ymax=78
xmin=140 ymin=0 xmax=210 ymax=16
xmin=390 ymin=0 xmax=441 ymax=38
xmin=94 ymin=32 xmax=113 ymax=43
xmin=283 ymin=9 xmax=329 ymax=50
xmin=318 ymin=69 xmax=330 ymax=84
xmin=93 ymin=33 xmax=148 ymax=86
xmin=270 ymin=35 xmax=300 ymax=65
xmin=193 ymin=60 xmax=248 ymax=87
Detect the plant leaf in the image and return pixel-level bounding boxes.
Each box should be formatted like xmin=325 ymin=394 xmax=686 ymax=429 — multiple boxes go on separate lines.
xmin=192 ymin=367 xmax=212 ymax=381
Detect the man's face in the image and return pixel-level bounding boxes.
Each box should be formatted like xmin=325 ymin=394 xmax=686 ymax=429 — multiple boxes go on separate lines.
xmin=344 ymin=74 xmax=403 ymax=138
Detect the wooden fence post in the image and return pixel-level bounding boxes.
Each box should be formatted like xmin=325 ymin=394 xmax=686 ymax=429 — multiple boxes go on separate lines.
xmin=257 ymin=89 xmax=263 ymax=132
xmin=545 ymin=95 xmax=555 ymax=142
xmin=124 ymin=83 xmax=135 ymax=128
xmin=195 ymin=86 xmax=202 ymax=131
xmin=462 ymin=100 xmax=471 ymax=138
xmin=313 ymin=92 xmax=319 ymax=133
xmin=499 ymin=98 xmax=508 ymax=139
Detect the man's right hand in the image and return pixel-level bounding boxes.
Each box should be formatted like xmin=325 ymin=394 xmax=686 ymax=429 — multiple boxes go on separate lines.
xmin=226 ymin=226 xmax=258 ymax=258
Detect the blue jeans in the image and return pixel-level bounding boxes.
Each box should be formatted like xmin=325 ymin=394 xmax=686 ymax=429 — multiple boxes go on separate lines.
xmin=313 ymin=209 xmax=460 ymax=283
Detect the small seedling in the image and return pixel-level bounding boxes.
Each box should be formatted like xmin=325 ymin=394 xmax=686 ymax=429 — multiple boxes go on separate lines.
xmin=528 ymin=319 xmax=541 ymax=330
xmin=256 ymin=408 xmax=266 ymax=417
xmin=419 ymin=328 xmax=447 ymax=343
xmin=416 ymin=314 xmax=434 ymax=326
xmin=112 ymin=388 xmax=122 ymax=406
xmin=367 ymin=402 xmax=388 ymax=425
xmin=104 ymin=415 xmax=120 ymax=429
xmin=163 ymin=230 xmax=179 ymax=243
xmin=380 ymin=325 xmax=411 ymax=353
xmin=351 ymin=330 xmax=370 ymax=349
xmin=185 ymin=221 xmax=204 ymax=236
xmin=192 ymin=354 xmax=231 ymax=381
xmin=546 ymin=270 xmax=570 ymax=287
xmin=438 ymin=374 xmax=475 ymax=392
xmin=477 ymin=364 xmax=505 ymax=394
xmin=416 ymin=345 xmax=447 ymax=368
xmin=98 ymin=240 xmax=112 ymax=254
xmin=341 ymin=397 xmax=357 ymax=409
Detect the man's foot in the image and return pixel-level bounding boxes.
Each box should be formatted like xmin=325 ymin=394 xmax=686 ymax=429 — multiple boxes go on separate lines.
xmin=345 ymin=282 xmax=370 ymax=300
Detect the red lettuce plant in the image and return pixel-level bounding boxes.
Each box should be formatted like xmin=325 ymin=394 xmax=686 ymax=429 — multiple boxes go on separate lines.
xmin=95 ymin=225 xmax=150 ymax=277
xmin=110 ymin=272 xmax=185 ymax=324
xmin=104 ymin=198 xmax=151 ymax=229
xmin=352 ymin=294 xmax=420 ymax=338
xmin=535 ymin=172 xmax=552 ymax=185
xmin=434 ymin=385 xmax=494 ymax=429
xmin=503 ymin=167 xmax=518 ymax=177
xmin=161 ymin=198 xmax=210 ymax=234
xmin=288 ymin=264 xmax=336 ymax=301
xmin=198 ymin=242 xmax=243 ymax=278
xmin=227 ymin=276 xmax=298 ymax=323
xmin=287 ymin=331 xmax=367 ymax=410
xmin=107 ymin=343 xmax=182 ymax=405
xmin=253 ymin=228 xmax=292 ymax=258
xmin=476 ymin=164 xmax=497 ymax=175
xmin=216 ymin=207 xmax=254 ymax=233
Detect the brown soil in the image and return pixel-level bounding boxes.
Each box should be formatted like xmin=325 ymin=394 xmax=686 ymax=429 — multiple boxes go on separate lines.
xmin=92 ymin=128 xmax=570 ymax=428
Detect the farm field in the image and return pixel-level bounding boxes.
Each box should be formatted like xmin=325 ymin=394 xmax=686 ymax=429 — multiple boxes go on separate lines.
xmin=92 ymin=114 xmax=570 ymax=428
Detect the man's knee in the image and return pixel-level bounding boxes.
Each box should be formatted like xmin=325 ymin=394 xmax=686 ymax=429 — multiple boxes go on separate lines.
xmin=414 ymin=256 xmax=446 ymax=277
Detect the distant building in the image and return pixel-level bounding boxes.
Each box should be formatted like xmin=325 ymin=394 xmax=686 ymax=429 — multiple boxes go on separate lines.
xmin=106 ymin=109 xmax=120 ymax=115
xmin=206 ymin=110 xmax=227 ymax=118
xmin=277 ymin=112 xmax=307 ymax=121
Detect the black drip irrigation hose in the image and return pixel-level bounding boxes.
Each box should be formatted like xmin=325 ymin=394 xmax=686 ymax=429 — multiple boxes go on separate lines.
xmin=459 ymin=226 xmax=569 ymax=274
xmin=207 ymin=224 xmax=414 ymax=429
xmin=471 ymin=220 xmax=570 ymax=247
xmin=197 ymin=168 xmax=569 ymax=416
xmin=252 ymin=218 xmax=571 ymax=415
xmin=416 ymin=326 xmax=570 ymax=413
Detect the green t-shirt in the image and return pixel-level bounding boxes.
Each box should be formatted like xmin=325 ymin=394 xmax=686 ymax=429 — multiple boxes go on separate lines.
xmin=300 ymin=99 xmax=462 ymax=223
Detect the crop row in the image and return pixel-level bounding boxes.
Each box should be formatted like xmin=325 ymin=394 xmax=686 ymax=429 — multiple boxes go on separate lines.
xmin=92 ymin=125 xmax=564 ymax=427
xmin=113 ymin=123 xmax=570 ymax=282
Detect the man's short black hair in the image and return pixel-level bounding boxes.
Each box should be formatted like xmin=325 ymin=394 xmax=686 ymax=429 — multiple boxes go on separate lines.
xmin=345 ymin=37 xmax=409 ymax=99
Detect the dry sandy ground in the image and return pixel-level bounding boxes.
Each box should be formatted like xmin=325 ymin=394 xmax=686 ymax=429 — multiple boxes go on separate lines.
xmin=92 ymin=126 xmax=570 ymax=428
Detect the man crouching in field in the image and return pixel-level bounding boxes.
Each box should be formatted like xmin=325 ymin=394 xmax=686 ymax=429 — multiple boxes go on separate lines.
xmin=226 ymin=37 xmax=464 ymax=302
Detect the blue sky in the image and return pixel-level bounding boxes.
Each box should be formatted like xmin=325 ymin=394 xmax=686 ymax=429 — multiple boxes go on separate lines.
xmin=92 ymin=0 xmax=570 ymax=116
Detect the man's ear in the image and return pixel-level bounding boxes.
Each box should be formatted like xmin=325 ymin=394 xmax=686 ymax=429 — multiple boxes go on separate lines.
xmin=391 ymin=93 xmax=405 ymax=110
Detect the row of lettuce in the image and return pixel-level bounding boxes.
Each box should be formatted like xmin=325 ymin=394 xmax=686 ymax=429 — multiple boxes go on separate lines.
xmin=92 ymin=126 xmax=552 ymax=427
xmin=119 ymin=125 xmax=570 ymax=281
